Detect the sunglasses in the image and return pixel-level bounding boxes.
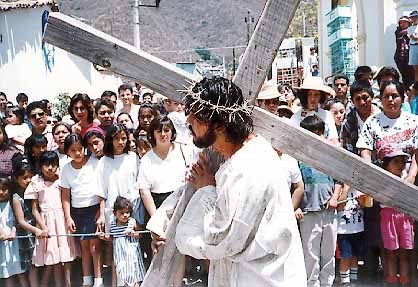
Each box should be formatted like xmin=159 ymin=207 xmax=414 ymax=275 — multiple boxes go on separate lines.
xmin=30 ymin=112 xmax=45 ymax=119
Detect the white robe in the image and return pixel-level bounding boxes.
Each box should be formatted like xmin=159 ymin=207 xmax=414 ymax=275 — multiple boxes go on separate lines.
xmin=175 ymin=136 xmax=307 ymax=287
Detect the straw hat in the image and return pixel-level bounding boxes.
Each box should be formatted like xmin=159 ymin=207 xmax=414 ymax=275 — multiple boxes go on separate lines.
xmin=257 ymin=80 xmax=281 ymax=100
xmin=296 ymin=76 xmax=335 ymax=96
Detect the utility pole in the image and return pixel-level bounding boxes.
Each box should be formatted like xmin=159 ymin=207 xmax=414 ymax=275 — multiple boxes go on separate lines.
xmin=133 ymin=0 xmax=141 ymax=49
xmin=244 ymin=10 xmax=254 ymax=45
xmin=232 ymin=48 xmax=236 ymax=76
xmin=302 ymin=11 xmax=306 ymax=37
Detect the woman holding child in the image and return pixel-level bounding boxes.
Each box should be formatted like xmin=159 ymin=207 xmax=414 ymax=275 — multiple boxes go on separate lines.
xmin=357 ymin=80 xmax=418 ymax=285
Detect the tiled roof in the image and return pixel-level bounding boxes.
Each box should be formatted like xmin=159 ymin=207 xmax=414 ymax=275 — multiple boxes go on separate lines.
xmin=0 ymin=0 xmax=57 ymax=11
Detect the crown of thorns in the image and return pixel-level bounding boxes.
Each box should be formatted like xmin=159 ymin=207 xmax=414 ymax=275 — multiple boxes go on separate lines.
xmin=179 ymin=80 xmax=253 ymax=122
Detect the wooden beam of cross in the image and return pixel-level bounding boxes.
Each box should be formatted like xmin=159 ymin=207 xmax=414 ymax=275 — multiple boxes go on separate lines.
xmin=44 ymin=7 xmax=418 ymax=219
xmin=44 ymin=0 xmax=418 ymax=282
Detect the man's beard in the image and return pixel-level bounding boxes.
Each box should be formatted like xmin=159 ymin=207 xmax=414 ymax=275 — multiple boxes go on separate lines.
xmin=190 ymin=125 xmax=216 ymax=149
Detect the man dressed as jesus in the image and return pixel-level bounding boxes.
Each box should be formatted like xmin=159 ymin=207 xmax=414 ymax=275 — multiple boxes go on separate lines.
xmin=159 ymin=76 xmax=306 ymax=286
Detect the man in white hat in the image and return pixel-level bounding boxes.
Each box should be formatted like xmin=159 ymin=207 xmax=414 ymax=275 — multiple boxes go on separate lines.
xmin=256 ymin=80 xmax=281 ymax=114
xmin=290 ymin=77 xmax=339 ymax=145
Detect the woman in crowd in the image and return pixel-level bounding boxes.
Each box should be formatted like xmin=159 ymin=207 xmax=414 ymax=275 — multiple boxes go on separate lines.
xmin=69 ymin=93 xmax=97 ymax=137
xmin=138 ymin=116 xmax=193 ymax=287
xmin=136 ymin=104 xmax=158 ymax=135
xmin=290 ymin=77 xmax=339 ymax=144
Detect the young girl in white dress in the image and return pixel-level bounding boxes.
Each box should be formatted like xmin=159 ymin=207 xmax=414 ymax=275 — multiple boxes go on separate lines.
xmin=0 ymin=176 xmax=26 ymax=286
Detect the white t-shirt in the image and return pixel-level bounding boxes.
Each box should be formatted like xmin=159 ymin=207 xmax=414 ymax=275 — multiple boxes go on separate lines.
xmin=59 ymin=156 xmax=101 ymax=208
xmin=116 ymin=104 xmax=140 ymax=129
xmin=356 ymin=111 xmax=418 ymax=158
xmin=138 ymin=143 xmax=191 ymax=194
xmin=53 ymin=149 xmax=72 ymax=168
xmin=279 ymin=154 xmax=302 ymax=190
xmin=95 ymin=151 xmax=141 ymax=209
xmin=291 ymin=107 xmax=339 ymax=140
xmin=337 ymin=188 xmax=364 ymax=234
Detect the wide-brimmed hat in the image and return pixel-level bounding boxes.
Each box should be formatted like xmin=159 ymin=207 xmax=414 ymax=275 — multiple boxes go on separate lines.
xmin=410 ymin=11 xmax=418 ymax=18
xmin=257 ymin=80 xmax=281 ymax=100
xmin=295 ymin=76 xmax=335 ymax=96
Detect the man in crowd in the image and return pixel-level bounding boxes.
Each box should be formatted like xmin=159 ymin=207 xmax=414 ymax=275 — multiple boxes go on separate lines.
xmin=116 ymin=84 xmax=140 ymax=129
xmin=333 ymin=74 xmax=350 ymax=106
xmin=26 ymin=101 xmax=55 ymax=150
xmin=95 ymin=98 xmax=115 ymax=133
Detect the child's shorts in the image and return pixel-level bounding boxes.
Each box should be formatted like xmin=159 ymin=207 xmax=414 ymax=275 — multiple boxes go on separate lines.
xmin=380 ymin=207 xmax=414 ymax=250
xmin=72 ymin=204 xmax=101 ymax=240
xmin=337 ymin=232 xmax=365 ymax=259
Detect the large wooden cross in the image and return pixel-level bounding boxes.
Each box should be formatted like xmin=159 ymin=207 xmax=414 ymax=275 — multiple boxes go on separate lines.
xmin=43 ymin=0 xmax=418 ymax=284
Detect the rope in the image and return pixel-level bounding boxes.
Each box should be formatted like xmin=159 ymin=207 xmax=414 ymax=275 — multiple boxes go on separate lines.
xmin=14 ymin=230 xmax=151 ymax=239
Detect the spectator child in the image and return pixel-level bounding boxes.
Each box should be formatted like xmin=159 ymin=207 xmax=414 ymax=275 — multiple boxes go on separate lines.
xmin=4 ymin=106 xmax=31 ymax=151
xmin=325 ymin=99 xmax=346 ymax=135
xmin=379 ymin=146 xmax=414 ymax=285
xmin=52 ymin=122 xmax=71 ymax=168
xmin=11 ymin=157 xmax=43 ymax=286
xmin=83 ymin=129 xmax=105 ymax=159
xmin=25 ymin=151 xmax=78 ymax=287
xmin=336 ymin=186 xmax=365 ymax=284
xmin=24 ymin=134 xmax=47 ymax=174
xmin=95 ymin=124 xmax=141 ymax=232
xmin=299 ymin=115 xmax=342 ymax=287
xmin=0 ymin=176 xmax=26 ymax=285
xmin=100 ymin=196 xmax=145 ymax=287
xmin=117 ymin=112 xmax=134 ymax=130
xmin=60 ymin=134 xmax=103 ymax=287
xmin=136 ymin=132 xmax=152 ymax=158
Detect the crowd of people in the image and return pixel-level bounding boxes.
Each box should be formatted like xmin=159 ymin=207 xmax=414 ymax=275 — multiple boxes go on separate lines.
xmin=1 ymin=10 xmax=418 ymax=287
xmin=257 ymin=60 xmax=418 ymax=286
xmin=0 ymin=84 xmax=200 ymax=287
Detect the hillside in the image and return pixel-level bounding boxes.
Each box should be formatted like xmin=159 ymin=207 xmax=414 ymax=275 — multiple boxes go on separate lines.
xmin=57 ymin=0 xmax=317 ymax=63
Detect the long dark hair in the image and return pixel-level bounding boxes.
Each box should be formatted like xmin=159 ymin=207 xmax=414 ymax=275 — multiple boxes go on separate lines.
xmin=184 ymin=77 xmax=253 ymax=145
xmin=23 ymin=134 xmax=47 ymax=171
xmin=69 ymin=93 xmax=94 ymax=123
xmin=103 ymin=124 xmax=130 ymax=158
xmin=11 ymin=153 xmax=33 ymax=195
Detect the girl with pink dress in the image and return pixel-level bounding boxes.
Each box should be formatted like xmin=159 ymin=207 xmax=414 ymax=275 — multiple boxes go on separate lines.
xmin=25 ymin=151 xmax=78 ymax=287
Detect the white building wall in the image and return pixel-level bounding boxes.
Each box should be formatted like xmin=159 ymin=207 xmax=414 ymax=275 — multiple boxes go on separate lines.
xmin=318 ymin=0 xmax=332 ymax=78
xmin=319 ymin=0 xmax=418 ymax=76
xmin=0 ymin=7 xmax=122 ymax=103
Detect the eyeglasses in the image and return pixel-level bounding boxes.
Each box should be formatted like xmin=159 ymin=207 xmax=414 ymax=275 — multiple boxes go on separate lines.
xmin=30 ymin=112 xmax=45 ymax=119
